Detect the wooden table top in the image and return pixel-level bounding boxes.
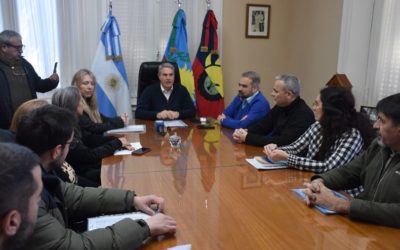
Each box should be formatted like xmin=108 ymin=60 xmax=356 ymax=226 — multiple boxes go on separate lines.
xmin=101 ymin=120 xmax=400 ymax=250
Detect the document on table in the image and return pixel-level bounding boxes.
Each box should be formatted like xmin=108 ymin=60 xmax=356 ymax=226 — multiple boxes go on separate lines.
xmin=292 ymin=188 xmax=349 ymax=214
xmin=246 ymin=156 xmax=288 ymax=170
xmin=114 ymin=142 xmax=142 ymax=155
xmin=167 ymin=244 xmax=192 ymax=250
xmin=87 ymin=211 xmax=150 ymax=231
xmin=106 ymin=125 xmax=146 ymax=135
xmin=164 ymin=120 xmax=188 ymax=128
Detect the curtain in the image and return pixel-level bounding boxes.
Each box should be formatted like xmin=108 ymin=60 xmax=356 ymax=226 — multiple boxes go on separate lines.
xmin=14 ymin=0 xmax=58 ymax=98
xmin=369 ymin=0 xmax=400 ymax=104
xmin=0 ymin=0 xmax=223 ymax=102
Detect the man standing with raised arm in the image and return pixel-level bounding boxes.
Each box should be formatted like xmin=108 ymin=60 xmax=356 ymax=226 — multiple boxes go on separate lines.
xmin=0 ymin=30 xmax=59 ymax=129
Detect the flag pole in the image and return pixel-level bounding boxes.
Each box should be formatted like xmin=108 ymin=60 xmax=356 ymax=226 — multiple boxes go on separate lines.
xmin=206 ymin=0 xmax=211 ymax=10
xmin=108 ymin=0 xmax=113 ymax=14
xmin=177 ymin=0 xmax=182 ymax=9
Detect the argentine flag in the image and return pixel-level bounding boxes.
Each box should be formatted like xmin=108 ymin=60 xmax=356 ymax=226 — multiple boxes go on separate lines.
xmin=91 ymin=11 xmax=131 ymax=118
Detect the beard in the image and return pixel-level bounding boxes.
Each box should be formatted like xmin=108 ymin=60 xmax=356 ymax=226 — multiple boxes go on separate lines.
xmin=3 ymin=214 xmax=35 ymax=250
xmin=48 ymin=154 xmax=65 ymax=171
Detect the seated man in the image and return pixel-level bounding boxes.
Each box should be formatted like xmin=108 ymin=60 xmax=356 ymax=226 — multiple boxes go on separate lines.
xmin=304 ymin=93 xmax=400 ymax=228
xmin=17 ymin=105 xmax=176 ymax=250
xmin=135 ymin=62 xmax=196 ymax=120
xmin=217 ymin=71 xmax=270 ymax=129
xmin=233 ymin=74 xmax=314 ymax=147
xmin=0 ymin=143 xmax=42 ymax=250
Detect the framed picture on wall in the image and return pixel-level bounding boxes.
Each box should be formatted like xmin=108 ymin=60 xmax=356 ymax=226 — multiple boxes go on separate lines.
xmin=246 ymin=4 xmax=271 ymax=38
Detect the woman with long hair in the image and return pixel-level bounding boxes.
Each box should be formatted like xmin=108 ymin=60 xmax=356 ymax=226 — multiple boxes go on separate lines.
xmin=52 ymin=86 xmax=131 ymax=185
xmin=71 ymin=69 xmax=128 ymax=134
xmin=9 ymin=98 xmax=98 ymax=187
xmin=264 ymin=86 xmax=375 ymax=196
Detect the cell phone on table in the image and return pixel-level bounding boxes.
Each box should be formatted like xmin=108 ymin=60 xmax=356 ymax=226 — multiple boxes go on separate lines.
xmin=131 ymin=147 xmax=151 ymax=155
xmin=53 ymin=62 xmax=58 ymax=74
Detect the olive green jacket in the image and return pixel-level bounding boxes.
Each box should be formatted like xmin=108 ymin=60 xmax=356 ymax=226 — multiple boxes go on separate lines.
xmin=23 ymin=175 xmax=150 ymax=250
xmin=314 ymin=139 xmax=400 ymax=228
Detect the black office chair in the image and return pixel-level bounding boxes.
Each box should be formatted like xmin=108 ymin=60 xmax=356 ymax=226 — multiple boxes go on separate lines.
xmin=137 ymin=61 xmax=181 ymax=98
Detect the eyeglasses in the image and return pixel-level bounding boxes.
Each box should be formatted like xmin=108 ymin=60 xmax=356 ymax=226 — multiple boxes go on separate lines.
xmin=5 ymin=43 xmax=25 ymax=51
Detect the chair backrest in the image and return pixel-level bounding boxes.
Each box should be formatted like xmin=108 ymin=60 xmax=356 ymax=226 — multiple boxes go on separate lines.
xmin=137 ymin=61 xmax=181 ymax=98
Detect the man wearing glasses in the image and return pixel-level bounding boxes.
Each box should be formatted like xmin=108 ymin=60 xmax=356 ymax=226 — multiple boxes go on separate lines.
xmin=0 ymin=29 xmax=59 ymax=129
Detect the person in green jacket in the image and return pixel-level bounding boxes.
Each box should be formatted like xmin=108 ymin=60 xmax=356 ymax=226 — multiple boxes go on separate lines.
xmin=16 ymin=105 xmax=176 ymax=250
xmin=303 ymin=93 xmax=400 ymax=228
xmin=0 ymin=143 xmax=42 ymax=250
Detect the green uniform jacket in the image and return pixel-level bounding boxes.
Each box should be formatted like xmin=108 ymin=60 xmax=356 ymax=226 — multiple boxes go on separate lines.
xmin=23 ymin=175 xmax=150 ymax=250
xmin=313 ymin=139 xmax=400 ymax=228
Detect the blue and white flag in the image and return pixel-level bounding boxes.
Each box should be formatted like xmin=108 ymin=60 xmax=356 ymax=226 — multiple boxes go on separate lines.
xmin=91 ymin=11 xmax=131 ymax=118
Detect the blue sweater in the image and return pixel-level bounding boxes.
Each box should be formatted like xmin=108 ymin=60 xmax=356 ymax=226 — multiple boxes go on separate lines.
xmin=221 ymin=92 xmax=270 ymax=129
xmin=135 ymin=83 xmax=196 ymax=120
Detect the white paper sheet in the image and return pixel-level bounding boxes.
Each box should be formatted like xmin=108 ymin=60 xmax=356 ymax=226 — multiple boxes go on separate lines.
xmin=246 ymin=158 xmax=288 ymax=170
xmin=106 ymin=125 xmax=146 ymax=135
xmin=114 ymin=142 xmax=142 ymax=155
xmin=167 ymin=244 xmax=192 ymax=250
xmin=87 ymin=212 xmax=150 ymax=230
xmin=164 ymin=120 xmax=188 ymax=128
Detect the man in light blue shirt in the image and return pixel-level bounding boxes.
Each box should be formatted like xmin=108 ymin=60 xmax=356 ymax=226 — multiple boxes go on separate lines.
xmin=217 ymin=71 xmax=270 ymax=129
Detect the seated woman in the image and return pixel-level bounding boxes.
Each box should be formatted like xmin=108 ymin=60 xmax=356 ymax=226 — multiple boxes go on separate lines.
xmin=9 ymin=99 xmax=98 ymax=187
xmin=264 ymin=86 xmax=375 ymax=196
xmin=71 ymin=69 xmax=128 ymax=135
xmin=52 ymin=86 xmax=132 ymax=185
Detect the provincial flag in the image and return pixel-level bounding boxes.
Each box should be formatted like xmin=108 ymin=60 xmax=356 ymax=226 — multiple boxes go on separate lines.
xmin=163 ymin=9 xmax=196 ymax=105
xmin=91 ymin=10 xmax=131 ymax=118
xmin=192 ymin=10 xmax=224 ymax=118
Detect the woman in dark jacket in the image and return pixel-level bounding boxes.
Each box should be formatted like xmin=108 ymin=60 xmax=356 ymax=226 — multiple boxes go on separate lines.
xmin=52 ymin=86 xmax=131 ymax=184
xmin=71 ymin=69 xmax=128 ymax=135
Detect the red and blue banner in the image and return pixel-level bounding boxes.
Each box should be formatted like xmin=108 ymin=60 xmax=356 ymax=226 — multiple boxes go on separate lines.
xmin=192 ymin=10 xmax=224 ymax=118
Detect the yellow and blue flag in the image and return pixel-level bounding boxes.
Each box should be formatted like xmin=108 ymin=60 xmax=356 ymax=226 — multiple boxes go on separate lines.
xmin=163 ymin=9 xmax=196 ymax=106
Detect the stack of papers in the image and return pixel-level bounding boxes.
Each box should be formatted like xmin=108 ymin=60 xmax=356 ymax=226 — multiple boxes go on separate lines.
xmin=292 ymin=188 xmax=349 ymax=214
xmin=88 ymin=211 xmax=150 ymax=230
xmin=246 ymin=156 xmax=288 ymax=170
xmin=114 ymin=142 xmax=142 ymax=155
xmin=106 ymin=125 xmax=146 ymax=135
xmin=164 ymin=120 xmax=188 ymax=128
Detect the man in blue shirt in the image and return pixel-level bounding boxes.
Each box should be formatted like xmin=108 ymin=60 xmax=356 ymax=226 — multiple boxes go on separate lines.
xmin=217 ymin=71 xmax=270 ymax=129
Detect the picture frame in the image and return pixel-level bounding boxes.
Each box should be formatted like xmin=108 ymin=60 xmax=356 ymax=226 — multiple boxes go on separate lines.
xmin=246 ymin=4 xmax=271 ymax=39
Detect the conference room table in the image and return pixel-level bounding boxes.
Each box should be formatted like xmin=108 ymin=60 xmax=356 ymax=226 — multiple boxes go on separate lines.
xmin=101 ymin=120 xmax=399 ymax=250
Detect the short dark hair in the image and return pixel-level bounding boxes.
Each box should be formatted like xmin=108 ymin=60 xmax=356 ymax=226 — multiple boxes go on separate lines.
xmin=16 ymin=105 xmax=76 ymax=156
xmin=0 ymin=143 xmax=39 ymax=221
xmin=242 ymin=71 xmax=261 ymax=87
xmin=376 ymin=93 xmax=400 ymax=124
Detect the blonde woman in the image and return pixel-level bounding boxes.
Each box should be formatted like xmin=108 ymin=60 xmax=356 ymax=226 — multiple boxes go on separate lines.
xmin=71 ymin=69 xmax=128 ymax=134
